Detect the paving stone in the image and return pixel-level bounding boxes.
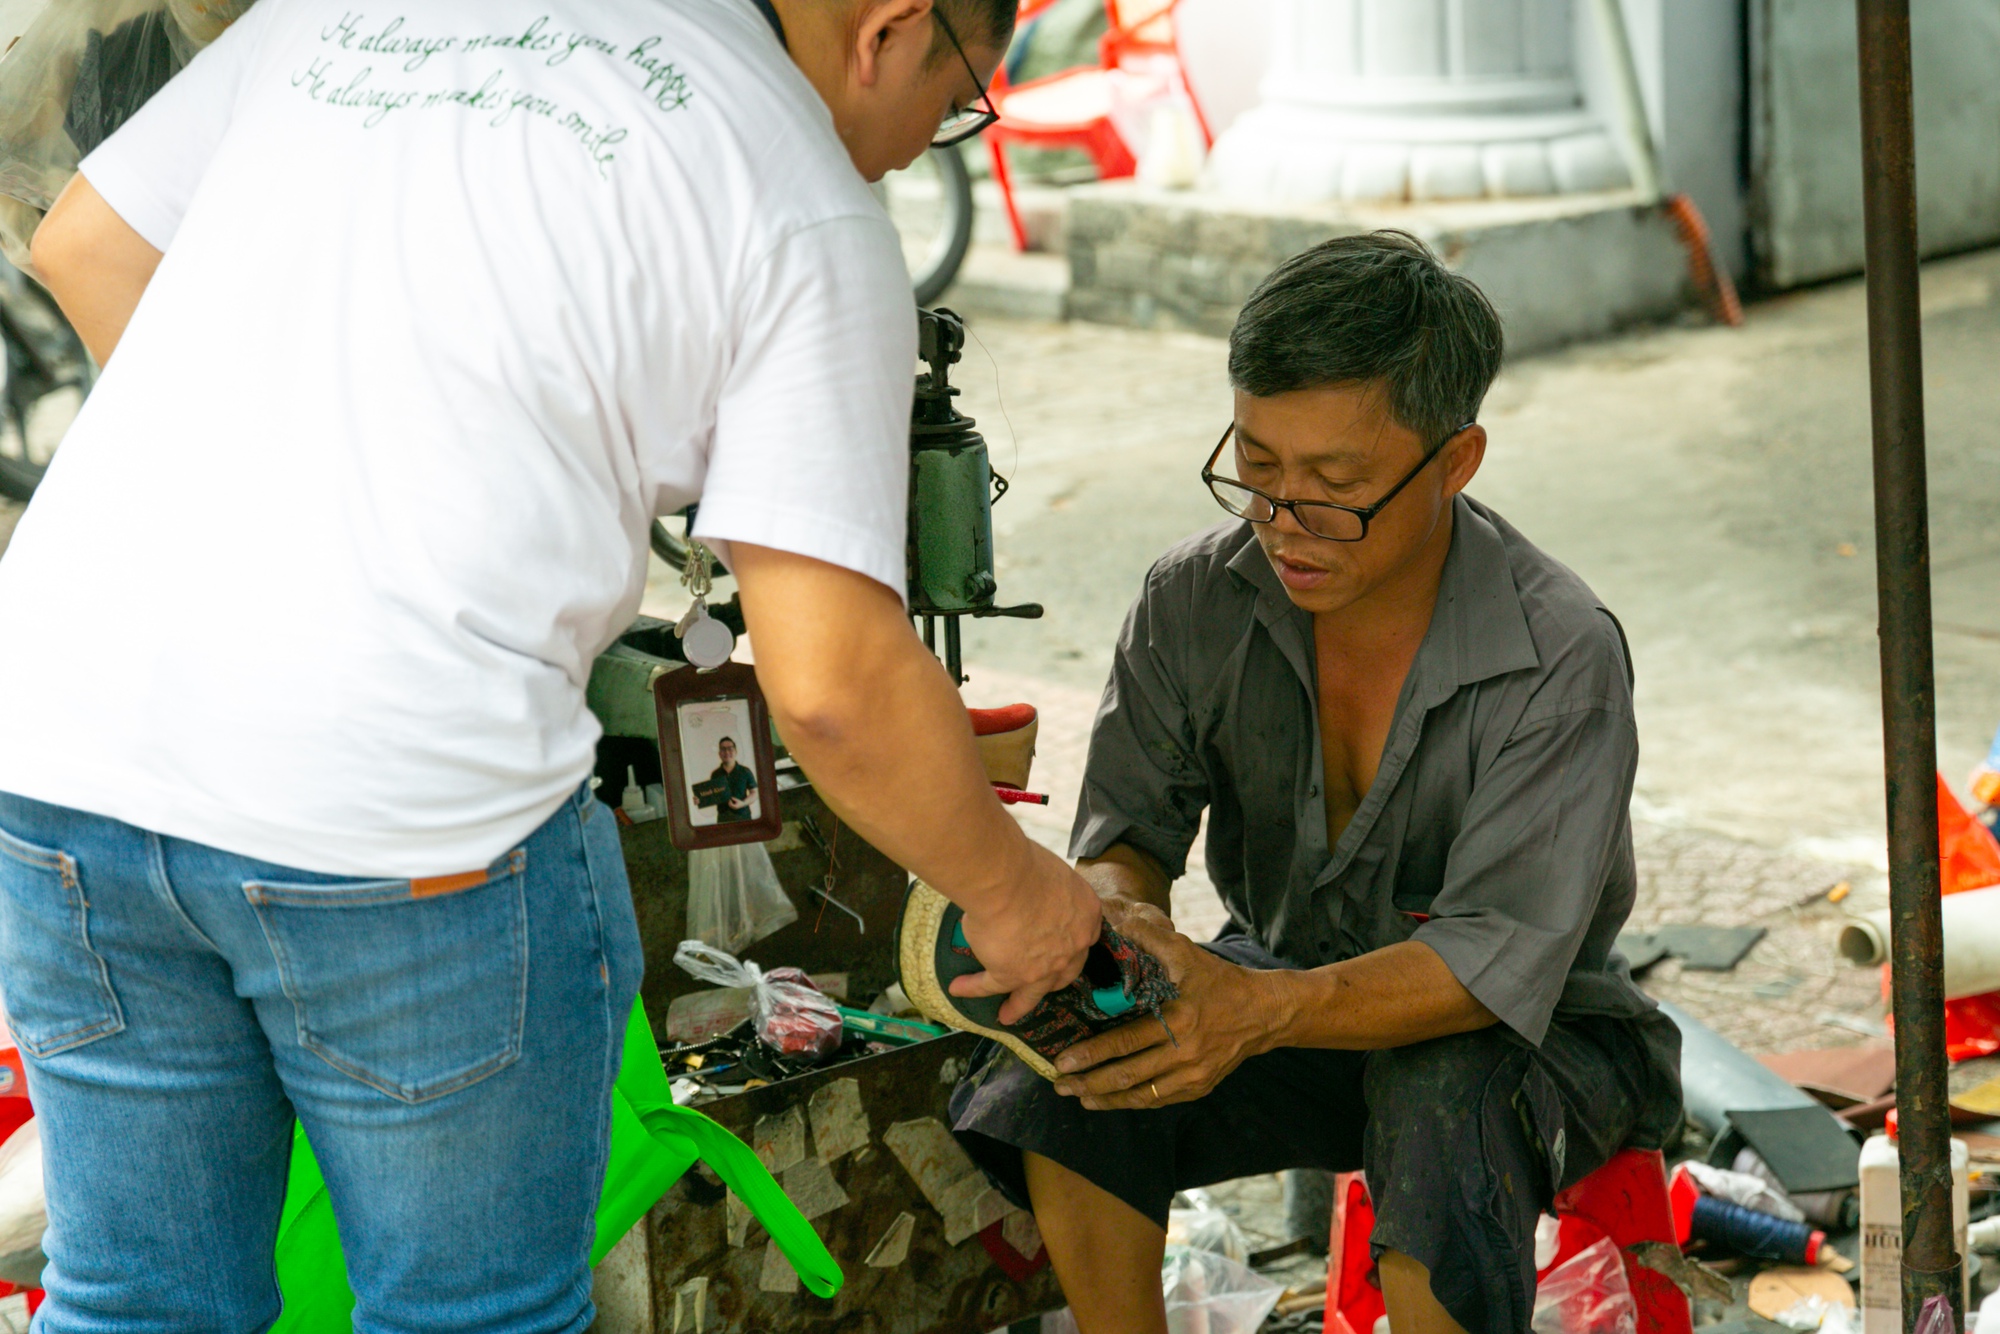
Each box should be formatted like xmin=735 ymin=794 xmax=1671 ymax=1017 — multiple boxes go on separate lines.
xmin=1628 ymin=822 xmax=1880 ymax=1057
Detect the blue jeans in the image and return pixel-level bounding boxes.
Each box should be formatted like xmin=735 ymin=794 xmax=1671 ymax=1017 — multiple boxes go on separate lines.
xmin=0 ymin=784 xmax=643 ymax=1334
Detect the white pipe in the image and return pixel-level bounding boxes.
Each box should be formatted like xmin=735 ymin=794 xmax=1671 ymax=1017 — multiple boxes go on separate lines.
xmin=1584 ymin=0 xmax=1663 ymax=202
xmin=1839 ymin=883 xmax=2000 ymax=999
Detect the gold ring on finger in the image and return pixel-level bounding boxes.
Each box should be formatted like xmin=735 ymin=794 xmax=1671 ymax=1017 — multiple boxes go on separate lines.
xmin=1150 ymin=1081 xmax=1161 ymax=1104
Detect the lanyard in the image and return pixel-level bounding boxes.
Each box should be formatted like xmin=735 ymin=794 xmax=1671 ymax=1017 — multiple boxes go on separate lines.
xmin=751 ymin=0 xmax=786 ymax=49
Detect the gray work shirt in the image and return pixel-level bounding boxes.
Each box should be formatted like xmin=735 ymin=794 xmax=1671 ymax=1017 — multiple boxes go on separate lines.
xmin=1071 ymin=495 xmax=1653 ymax=1048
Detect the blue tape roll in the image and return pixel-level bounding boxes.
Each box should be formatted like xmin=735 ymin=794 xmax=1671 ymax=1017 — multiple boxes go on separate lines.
xmin=1689 ymin=1195 xmax=1818 ymax=1264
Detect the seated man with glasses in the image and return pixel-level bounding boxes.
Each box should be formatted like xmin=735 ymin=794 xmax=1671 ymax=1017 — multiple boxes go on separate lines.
xmin=950 ymin=231 xmax=1683 ymax=1334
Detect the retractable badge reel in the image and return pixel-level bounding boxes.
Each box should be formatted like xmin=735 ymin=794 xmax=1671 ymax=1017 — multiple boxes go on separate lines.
xmin=675 ymin=539 xmax=736 ymax=670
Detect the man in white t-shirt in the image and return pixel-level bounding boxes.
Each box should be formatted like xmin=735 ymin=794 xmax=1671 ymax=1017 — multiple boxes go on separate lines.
xmin=0 ymin=0 xmax=1102 ymax=1327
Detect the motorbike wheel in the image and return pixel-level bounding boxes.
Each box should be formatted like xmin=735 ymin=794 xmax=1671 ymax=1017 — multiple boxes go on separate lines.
xmin=875 ymin=142 xmax=976 ymax=307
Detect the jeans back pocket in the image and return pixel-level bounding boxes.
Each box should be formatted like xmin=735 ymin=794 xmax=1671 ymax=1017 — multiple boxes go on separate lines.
xmin=0 ymin=825 xmax=125 ymax=1059
xmin=245 ymin=849 xmax=529 ymax=1104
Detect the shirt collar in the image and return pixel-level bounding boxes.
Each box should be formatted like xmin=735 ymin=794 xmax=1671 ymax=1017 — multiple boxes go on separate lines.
xmin=750 ymin=0 xmax=787 ymax=48
xmin=1224 ymin=494 xmax=1540 ymax=704
xmin=1422 ymin=495 xmax=1539 ymax=701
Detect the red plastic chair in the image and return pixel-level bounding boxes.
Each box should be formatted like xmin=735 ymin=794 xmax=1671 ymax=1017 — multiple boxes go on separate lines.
xmin=984 ymin=0 xmax=1212 ymax=251
xmin=1324 ymin=1148 xmax=1693 ymax=1334
xmin=0 ymin=1030 xmax=42 ymax=1316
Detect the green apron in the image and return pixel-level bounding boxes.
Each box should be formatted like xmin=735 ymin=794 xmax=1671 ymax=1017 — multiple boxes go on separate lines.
xmin=270 ymin=1000 xmax=841 ymax=1329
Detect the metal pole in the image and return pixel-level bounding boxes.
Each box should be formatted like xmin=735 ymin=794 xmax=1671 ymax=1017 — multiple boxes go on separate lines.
xmin=944 ymin=615 xmax=964 ymax=686
xmin=1854 ymin=1 xmax=1959 ymax=1326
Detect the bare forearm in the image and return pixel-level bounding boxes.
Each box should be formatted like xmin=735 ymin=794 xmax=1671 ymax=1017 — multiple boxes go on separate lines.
xmin=32 ymin=174 xmax=161 ymax=365
xmin=1260 ymin=941 xmax=1497 ymax=1052
xmin=1077 ymin=844 xmax=1171 ymax=915
xmin=733 ymin=544 xmax=1036 ymax=911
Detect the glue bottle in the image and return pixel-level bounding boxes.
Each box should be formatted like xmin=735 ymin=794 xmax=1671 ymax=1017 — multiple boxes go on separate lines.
xmin=1861 ymin=1112 xmax=1969 ymax=1333
xmin=620 ymin=766 xmax=654 ymax=822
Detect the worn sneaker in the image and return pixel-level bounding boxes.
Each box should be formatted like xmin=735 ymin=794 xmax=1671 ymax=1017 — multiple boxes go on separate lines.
xmin=895 ymin=879 xmax=1178 ymax=1080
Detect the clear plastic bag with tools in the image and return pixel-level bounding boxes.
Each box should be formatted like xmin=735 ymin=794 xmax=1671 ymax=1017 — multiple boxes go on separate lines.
xmin=671 ymin=939 xmax=840 ymax=1060
xmin=0 ymin=0 xmax=256 ymax=269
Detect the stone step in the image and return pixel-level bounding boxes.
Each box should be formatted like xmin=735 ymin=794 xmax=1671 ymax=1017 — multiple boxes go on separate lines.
xmin=928 ymin=178 xmax=1711 ymax=357
xmin=1065 ymin=182 xmax=1701 ymax=355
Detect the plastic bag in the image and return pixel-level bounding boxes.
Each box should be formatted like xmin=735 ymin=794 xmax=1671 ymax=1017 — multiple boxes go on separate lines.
xmin=1161 ymin=1247 xmax=1283 ymax=1334
xmin=1914 ymin=1295 xmax=1956 ymax=1334
xmin=673 ymin=940 xmax=841 ymax=1060
xmin=1165 ymin=1188 xmax=1249 ymax=1264
xmin=1687 ymin=1158 xmax=1806 ymax=1223
xmin=685 ymin=841 xmax=796 ymax=955
xmin=1040 ymin=1246 xmax=1282 ymax=1334
xmin=0 ymin=0 xmax=255 ymax=267
xmin=1531 ymin=1237 xmax=1636 ymax=1334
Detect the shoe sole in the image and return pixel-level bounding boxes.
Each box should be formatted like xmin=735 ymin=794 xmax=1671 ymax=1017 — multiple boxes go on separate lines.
xmin=896 ymin=879 xmax=1063 ymax=1081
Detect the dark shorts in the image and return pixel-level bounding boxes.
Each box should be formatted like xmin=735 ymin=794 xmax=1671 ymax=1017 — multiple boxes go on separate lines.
xmin=948 ymin=937 xmax=1683 ymax=1334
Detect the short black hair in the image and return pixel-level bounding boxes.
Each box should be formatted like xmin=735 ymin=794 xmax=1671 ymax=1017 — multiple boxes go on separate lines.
xmin=1227 ymin=231 xmax=1504 ymax=451
xmin=934 ymin=0 xmax=1015 ymax=56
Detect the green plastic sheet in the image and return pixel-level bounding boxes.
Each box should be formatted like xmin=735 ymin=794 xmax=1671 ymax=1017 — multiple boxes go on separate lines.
xmin=270 ymin=1000 xmax=841 ymax=1330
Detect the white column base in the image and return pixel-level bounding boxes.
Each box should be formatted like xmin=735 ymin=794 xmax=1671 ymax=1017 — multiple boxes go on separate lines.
xmin=1206 ymin=105 xmax=1630 ymax=205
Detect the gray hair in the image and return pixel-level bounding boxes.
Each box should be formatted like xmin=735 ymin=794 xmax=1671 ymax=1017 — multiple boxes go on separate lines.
xmin=1227 ymin=231 xmax=1504 ymax=451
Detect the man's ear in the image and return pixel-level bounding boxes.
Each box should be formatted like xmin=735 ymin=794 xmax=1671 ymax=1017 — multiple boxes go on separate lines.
xmin=1440 ymin=425 xmax=1487 ymax=498
xmin=851 ymin=0 xmax=936 ymax=89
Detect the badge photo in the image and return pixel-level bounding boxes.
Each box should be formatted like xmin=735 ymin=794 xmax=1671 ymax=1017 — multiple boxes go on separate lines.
xmin=652 ymin=661 xmax=783 ymax=850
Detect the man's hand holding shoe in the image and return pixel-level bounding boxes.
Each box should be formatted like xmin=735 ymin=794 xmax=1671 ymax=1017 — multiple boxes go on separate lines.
xmin=1051 ymin=902 xmax=1284 ymax=1109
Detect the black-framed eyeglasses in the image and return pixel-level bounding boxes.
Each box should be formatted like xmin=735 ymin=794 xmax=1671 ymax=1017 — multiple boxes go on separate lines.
xmin=931 ymin=6 xmax=1000 ymax=147
xmin=1201 ymin=421 xmax=1476 ymax=542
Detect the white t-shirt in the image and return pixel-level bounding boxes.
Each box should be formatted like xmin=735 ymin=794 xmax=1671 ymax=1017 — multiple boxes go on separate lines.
xmin=0 ymin=0 xmax=916 ymax=876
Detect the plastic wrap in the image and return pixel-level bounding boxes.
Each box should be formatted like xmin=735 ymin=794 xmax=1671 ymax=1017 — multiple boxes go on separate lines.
xmin=1165 ymin=1188 xmax=1249 ymax=1264
xmin=1684 ymin=1159 xmax=1806 ymax=1222
xmin=1040 ymin=1246 xmax=1282 ymax=1334
xmin=1160 ymin=1247 xmax=1282 ymax=1334
xmin=672 ymin=940 xmax=841 ymax=1060
xmin=685 ymin=842 xmax=797 ymax=956
xmin=1530 ymin=1238 xmax=1637 ymax=1334
xmin=1774 ymin=1297 xmax=1856 ymax=1333
xmin=1914 ymin=1295 xmax=1955 ymax=1334
xmin=0 ymin=0 xmax=255 ymax=267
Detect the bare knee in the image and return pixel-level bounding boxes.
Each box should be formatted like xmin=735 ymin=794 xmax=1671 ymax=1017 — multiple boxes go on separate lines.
xmin=1024 ymin=1153 xmax=1167 ymax=1334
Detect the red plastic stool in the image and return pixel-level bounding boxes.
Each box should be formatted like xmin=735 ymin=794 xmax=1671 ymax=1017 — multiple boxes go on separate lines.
xmin=1323 ymin=1148 xmax=1693 ymax=1334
